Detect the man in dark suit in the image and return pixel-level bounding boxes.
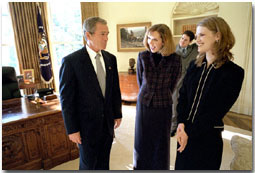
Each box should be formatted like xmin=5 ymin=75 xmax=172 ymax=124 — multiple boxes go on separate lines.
xmin=59 ymin=16 xmax=122 ymax=170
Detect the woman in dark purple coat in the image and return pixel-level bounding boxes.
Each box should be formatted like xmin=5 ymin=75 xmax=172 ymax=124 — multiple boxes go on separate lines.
xmin=133 ymin=24 xmax=181 ymax=170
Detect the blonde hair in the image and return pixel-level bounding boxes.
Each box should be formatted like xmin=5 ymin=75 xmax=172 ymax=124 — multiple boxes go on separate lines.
xmin=143 ymin=24 xmax=175 ymax=56
xmin=195 ymin=16 xmax=235 ymax=68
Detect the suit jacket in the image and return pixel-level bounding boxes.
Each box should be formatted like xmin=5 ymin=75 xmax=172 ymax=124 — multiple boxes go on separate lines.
xmin=176 ymin=43 xmax=198 ymax=77
xmin=59 ymin=47 xmax=122 ymax=142
xmin=137 ymin=50 xmax=181 ymax=108
xmin=177 ymin=60 xmax=244 ymax=139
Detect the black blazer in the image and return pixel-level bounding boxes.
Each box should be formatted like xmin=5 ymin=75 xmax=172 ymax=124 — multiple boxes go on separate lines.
xmin=177 ymin=60 xmax=244 ymax=139
xmin=59 ymin=47 xmax=122 ymax=141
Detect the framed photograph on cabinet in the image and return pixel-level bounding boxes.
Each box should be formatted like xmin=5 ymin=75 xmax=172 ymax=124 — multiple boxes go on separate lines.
xmin=16 ymin=75 xmax=24 ymax=84
xmin=117 ymin=22 xmax=151 ymax=52
xmin=23 ymin=69 xmax=34 ymax=84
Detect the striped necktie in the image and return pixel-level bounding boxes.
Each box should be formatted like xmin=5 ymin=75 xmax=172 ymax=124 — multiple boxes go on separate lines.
xmin=95 ymin=53 xmax=105 ymax=97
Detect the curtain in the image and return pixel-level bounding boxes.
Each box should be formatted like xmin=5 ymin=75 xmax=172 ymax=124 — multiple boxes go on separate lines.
xmin=9 ymin=2 xmax=55 ymax=94
xmin=80 ymin=2 xmax=99 ymax=45
xmin=230 ymin=5 xmax=252 ymax=116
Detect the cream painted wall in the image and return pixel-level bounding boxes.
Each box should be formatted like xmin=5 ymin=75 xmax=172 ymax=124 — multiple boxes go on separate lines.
xmin=98 ymin=2 xmax=252 ymax=115
xmin=217 ymin=2 xmax=252 ymax=115
xmin=98 ymin=2 xmax=176 ymax=72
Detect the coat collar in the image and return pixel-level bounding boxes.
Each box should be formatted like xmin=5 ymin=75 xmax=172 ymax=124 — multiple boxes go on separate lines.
xmin=149 ymin=51 xmax=166 ymax=68
xmin=176 ymin=44 xmax=195 ymax=59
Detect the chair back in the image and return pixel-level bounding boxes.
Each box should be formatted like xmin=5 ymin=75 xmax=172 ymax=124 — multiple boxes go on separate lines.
xmin=2 ymin=66 xmax=21 ymax=100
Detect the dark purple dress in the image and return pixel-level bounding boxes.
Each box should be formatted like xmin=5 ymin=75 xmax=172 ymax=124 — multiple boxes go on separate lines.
xmin=133 ymin=51 xmax=181 ymax=170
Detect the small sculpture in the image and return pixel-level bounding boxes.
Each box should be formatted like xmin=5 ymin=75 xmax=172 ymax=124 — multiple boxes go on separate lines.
xmin=128 ymin=58 xmax=136 ymax=74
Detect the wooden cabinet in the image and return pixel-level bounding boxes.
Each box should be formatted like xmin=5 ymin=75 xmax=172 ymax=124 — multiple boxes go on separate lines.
xmin=2 ymin=98 xmax=79 ymax=170
xmin=119 ymin=72 xmax=139 ymax=102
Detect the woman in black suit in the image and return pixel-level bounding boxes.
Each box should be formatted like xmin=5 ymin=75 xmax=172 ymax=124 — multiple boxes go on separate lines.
xmin=175 ymin=16 xmax=244 ymax=170
xmin=133 ymin=24 xmax=181 ymax=170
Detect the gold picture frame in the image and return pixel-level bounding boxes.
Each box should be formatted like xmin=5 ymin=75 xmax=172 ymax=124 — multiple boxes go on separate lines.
xmin=117 ymin=22 xmax=151 ymax=52
xmin=23 ymin=69 xmax=34 ymax=84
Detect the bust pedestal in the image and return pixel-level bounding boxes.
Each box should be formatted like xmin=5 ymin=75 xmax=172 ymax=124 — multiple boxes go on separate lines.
xmin=118 ymin=72 xmax=139 ymax=102
xmin=128 ymin=68 xmax=136 ymax=74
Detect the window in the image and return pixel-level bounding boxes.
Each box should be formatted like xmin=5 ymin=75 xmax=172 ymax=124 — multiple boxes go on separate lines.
xmin=48 ymin=2 xmax=83 ymax=90
xmin=2 ymin=3 xmax=20 ymax=75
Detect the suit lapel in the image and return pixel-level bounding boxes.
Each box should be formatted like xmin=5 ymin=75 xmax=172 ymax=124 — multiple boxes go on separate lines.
xmin=149 ymin=52 xmax=156 ymax=68
xmin=102 ymin=51 xmax=112 ymax=101
xmin=149 ymin=51 xmax=165 ymax=69
xmin=185 ymin=45 xmax=193 ymax=57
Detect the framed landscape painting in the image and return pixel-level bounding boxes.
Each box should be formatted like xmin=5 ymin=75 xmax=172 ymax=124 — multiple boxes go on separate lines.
xmin=117 ymin=22 xmax=151 ymax=52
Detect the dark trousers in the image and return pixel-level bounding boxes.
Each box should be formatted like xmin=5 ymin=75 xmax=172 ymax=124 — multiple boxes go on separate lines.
xmin=175 ymin=129 xmax=223 ymax=170
xmin=78 ymin=127 xmax=113 ymax=170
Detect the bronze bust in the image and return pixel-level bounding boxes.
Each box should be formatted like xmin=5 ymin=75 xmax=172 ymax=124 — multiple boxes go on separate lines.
xmin=128 ymin=58 xmax=136 ymax=74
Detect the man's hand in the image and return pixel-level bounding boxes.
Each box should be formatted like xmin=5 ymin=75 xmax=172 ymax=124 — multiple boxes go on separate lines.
xmin=68 ymin=131 xmax=82 ymax=144
xmin=176 ymin=123 xmax=188 ymax=153
xmin=114 ymin=118 xmax=122 ymax=129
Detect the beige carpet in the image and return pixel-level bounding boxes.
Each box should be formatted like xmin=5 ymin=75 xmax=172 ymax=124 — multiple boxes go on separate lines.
xmin=51 ymin=104 xmax=252 ymax=170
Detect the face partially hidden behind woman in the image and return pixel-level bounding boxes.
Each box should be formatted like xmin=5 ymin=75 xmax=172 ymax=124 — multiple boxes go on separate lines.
xmin=179 ymin=34 xmax=191 ymax=48
xmin=147 ymin=31 xmax=164 ymax=53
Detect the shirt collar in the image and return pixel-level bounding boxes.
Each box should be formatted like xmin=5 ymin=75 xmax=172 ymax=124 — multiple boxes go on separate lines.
xmin=86 ymin=44 xmax=102 ymax=59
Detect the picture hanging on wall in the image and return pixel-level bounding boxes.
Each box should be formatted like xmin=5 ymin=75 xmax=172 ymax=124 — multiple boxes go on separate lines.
xmin=117 ymin=22 xmax=151 ymax=52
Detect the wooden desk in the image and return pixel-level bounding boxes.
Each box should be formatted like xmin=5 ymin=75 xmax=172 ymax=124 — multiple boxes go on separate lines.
xmin=18 ymin=82 xmax=37 ymax=95
xmin=119 ymin=72 xmax=139 ymax=102
xmin=2 ymin=98 xmax=79 ymax=170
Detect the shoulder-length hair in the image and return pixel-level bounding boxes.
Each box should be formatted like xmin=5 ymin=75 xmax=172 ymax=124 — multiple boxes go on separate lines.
xmin=195 ymin=16 xmax=235 ymax=68
xmin=143 ymin=24 xmax=175 ymax=56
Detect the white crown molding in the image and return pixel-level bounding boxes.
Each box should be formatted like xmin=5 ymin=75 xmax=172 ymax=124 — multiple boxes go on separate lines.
xmin=173 ymin=2 xmax=219 ymax=18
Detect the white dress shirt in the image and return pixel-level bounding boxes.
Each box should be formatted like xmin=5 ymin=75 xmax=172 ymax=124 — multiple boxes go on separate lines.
xmin=86 ymin=44 xmax=106 ymax=73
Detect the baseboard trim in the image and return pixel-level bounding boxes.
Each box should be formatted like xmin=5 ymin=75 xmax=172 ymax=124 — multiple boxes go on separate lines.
xmin=223 ymin=111 xmax=252 ymax=131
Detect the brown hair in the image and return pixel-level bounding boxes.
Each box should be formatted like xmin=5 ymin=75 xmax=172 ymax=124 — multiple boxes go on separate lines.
xmin=143 ymin=24 xmax=175 ymax=56
xmin=195 ymin=16 xmax=235 ymax=68
xmin=183 ymin=30 xmax=195 ymax=42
